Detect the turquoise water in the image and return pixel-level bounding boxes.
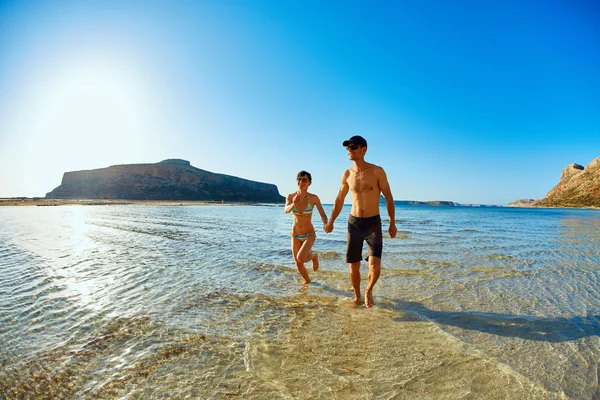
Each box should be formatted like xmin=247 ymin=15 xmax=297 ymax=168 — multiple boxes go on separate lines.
xmin=1 ymin=204 xmax=599 ymax=399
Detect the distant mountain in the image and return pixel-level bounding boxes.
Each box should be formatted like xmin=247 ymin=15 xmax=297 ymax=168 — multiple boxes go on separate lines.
xmin=532 ymin=157 xmax=600 ymax=208
xmin=46 ymin=159 xmax=285 ymax=203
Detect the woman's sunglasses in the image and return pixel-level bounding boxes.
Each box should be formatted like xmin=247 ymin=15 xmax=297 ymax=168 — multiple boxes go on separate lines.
xmin=296 ymin=177 xmax=309 ymax=182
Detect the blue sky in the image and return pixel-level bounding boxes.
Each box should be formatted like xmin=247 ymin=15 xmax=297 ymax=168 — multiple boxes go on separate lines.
xmin=0 ymin=0 xmax=598 ymax=205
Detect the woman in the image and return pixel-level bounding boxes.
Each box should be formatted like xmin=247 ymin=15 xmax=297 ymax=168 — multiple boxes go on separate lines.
xmin=284 ymin=171 xmax=328 ymax=284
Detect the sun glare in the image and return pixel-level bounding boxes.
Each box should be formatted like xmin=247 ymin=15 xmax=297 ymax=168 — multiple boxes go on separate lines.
xmin=31 ymin=53 xmax=157 ymax=162
xmin=1 ymin=46 xmax=172 ymax=195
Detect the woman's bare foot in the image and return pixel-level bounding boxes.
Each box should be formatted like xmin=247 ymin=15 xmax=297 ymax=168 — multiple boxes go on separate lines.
xmin=353 ymin=296 xmax=361 ymax=306
xmin=365 ymin=290 xmax=375 ymax=308
xmin=312 ymin=253 xmax=319 ymax=271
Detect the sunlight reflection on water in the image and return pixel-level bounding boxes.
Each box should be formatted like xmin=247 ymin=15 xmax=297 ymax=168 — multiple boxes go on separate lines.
xmin=1 ymin=205 xmax=599 ymax=399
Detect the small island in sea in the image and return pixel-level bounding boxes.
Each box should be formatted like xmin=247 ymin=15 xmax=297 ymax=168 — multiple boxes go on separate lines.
xmin=1 ymin=159 xmax=285 ymax=206
xmin=44 ymin=159 xmax=286 ymax=203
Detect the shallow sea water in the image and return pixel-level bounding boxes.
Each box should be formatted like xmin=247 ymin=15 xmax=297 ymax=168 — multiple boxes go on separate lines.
xmin=1 ymin=204 xmax=599 ymax=399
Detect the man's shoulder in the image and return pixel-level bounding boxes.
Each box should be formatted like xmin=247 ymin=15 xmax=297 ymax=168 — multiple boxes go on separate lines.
xmin=372 ymin=163 xmax=387 ymax=173
xmin=366 ymin=163 xmax=383 ymax=174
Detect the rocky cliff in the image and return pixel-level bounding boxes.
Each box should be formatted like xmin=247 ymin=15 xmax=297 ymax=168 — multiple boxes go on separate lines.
xmin=534 ymin=157 xmax=600 ymax=208
xmin=46 ymin=159 xmax=285 ymax=203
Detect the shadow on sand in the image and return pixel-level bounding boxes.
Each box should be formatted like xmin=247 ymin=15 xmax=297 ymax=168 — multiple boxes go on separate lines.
xmin=313 ymin=283 xmax=600 ymax=342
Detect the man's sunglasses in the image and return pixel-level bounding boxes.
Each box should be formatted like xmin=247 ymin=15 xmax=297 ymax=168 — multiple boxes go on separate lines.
xmin=346 ymin=145 xmax=360 ymax=151
xmin=296 ymin=177 xmax=309 ymax=182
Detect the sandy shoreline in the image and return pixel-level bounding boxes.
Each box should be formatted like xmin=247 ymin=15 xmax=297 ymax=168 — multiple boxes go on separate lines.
xmin=0 ymin=198 xmax=262 ymax=207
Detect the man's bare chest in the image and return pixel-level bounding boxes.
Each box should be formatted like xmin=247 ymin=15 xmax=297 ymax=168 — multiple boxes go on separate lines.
xmin=348 ymin=171 xmax=378 ymax=193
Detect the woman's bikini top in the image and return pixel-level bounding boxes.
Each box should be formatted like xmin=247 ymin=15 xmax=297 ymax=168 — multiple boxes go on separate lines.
xmin=292 ymin=195 xmax=313 ymax=216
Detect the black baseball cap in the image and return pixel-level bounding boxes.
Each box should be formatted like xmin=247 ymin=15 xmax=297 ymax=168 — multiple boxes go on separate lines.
xmin=342 ymin=135 xmax=367 ymax=147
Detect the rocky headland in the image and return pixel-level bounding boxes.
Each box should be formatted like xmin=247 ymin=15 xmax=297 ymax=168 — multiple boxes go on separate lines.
xmin=510 ymin=157 xmax=600 ymax=208
xmin=535 ymin=157 xmax=600 ymax=208
xmin=45 ymin=159 xmax=285 ymax=203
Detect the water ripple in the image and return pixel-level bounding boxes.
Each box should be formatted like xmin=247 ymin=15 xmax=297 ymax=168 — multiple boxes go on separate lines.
xmin=1 ymin=205 xmax=599 ymax=398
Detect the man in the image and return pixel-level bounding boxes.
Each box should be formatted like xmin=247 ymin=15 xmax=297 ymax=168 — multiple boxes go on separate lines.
xmin=324 ymin=135 xmax=397 ymax=307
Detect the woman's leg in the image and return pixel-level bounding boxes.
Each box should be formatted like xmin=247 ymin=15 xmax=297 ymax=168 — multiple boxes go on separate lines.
xmin=292 ymin=237 xmax=311 ymax=284
xmin=297 ymin=234 xmax=319 ymax=272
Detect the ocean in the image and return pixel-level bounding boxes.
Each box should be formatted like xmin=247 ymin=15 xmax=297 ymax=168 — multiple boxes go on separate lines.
xmin=1 ymin=204 xmax=599 ymax=399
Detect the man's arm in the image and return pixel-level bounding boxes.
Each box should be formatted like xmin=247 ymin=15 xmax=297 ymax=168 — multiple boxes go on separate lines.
xmin=378 ymin=167 xmax=397 ymax=238
xmin=324 ymin=171 xmax=350 ymax=233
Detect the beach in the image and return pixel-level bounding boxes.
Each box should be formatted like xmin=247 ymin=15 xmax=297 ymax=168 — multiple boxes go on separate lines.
xmin=1 ymin=204 xmax=599 ymax=399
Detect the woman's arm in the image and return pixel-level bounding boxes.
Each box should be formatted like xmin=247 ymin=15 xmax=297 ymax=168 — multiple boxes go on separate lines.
xmin=313 ymin=195 xmax=328 ymax=225
xmin=284 ymin=193 xmax=297 ymax=213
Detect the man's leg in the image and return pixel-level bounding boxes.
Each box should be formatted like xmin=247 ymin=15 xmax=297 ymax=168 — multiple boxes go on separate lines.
xmin=349 ymin=261 xmax=361 ymax=305
xmin=364 ymin=216 xmax=383 ymax=308
xmin=365 ymin=256 xmax=381 ymax=308
xmin=346 ymin=216 xmax=363 ymax=305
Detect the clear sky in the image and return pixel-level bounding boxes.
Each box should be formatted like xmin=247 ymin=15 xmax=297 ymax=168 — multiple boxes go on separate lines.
xmin=1 ymin=0 xmax=598 ymax=205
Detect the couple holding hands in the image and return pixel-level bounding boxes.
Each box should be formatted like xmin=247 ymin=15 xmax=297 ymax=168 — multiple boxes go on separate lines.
xmin=285 ymin=135 xmax=397 ymax=308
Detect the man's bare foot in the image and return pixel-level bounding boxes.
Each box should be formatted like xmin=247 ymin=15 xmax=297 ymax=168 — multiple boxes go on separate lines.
xmin=365 ymin=290 xmax=375 ymax=308
xmin=301 ymin=279 xmax=311 ymax=285
xmin=312 ymin=253 xmax=319 ymax=272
